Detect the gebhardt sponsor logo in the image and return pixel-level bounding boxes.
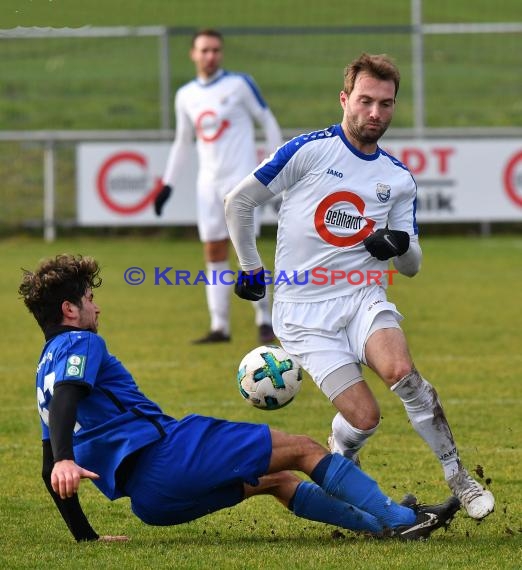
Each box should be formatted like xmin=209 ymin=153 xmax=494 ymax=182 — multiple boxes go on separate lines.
xmin=195 ymin=110 xmax=230 ymax=142
xmin=96 ymin=151 xmax=162 ymax=215
xmin=314 ymin=191 xmax=375 ymax=247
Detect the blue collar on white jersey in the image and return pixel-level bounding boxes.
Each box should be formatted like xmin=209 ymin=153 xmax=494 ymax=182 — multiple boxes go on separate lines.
xmin=334 ymin=124 xmax=382 ymax=161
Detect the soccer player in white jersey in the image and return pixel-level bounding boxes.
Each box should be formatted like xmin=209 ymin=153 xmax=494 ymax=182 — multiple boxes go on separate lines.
xmin=154 ymin=28 xmax=282 ymax=344
xmin=224 ymin=53 xmax=494 ymax=520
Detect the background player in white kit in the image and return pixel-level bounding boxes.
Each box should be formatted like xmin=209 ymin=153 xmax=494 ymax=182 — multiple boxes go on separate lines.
xmin=154 ymin=28 xmax=282 ymax=344
xmin=224 ymin=53 xmax=495 ymax=520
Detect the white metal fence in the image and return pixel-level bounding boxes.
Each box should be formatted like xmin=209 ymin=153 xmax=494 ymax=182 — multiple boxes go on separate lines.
xmin=0 ymin=0 xmax=521 ymax=240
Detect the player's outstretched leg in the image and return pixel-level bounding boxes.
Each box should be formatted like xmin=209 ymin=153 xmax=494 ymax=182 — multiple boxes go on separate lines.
xmin=269 ymin=432 xmax=460 ymax=539
xmin=253 ymin=471 xmax=457 ymax=540
xmin=309 ymin=454 xmax=460 ymax=540
xmin=391 ymin=368 xmax=494 ymax=520
xmin=290 ymin=480 xmax=383 ymax=533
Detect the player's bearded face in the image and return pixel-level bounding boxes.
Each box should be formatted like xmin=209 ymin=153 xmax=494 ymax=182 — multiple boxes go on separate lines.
xmin=191 ymin=36 xmax=223 ymax=78
xmin=341 ymin=74 xmax=396 ymax=148
xmin=345 ymin=109 xmax=390 ymax=144
xmin=77 ymin=289 xmax=100 ymax=333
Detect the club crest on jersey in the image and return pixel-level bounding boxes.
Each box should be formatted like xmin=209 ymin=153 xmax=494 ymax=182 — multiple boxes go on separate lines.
xmin=376 ymin=183 xmax=391 ymax=203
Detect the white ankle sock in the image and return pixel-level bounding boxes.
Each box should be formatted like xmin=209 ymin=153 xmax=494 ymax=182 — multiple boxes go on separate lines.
xmin=252 ymin=289 xmax=271 ymax=326
xmin=331 ymin=412 xmax=378 ymax=458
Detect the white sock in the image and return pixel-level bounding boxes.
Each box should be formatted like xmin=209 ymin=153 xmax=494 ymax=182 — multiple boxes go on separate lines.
xmin=331 ymin=412 xmax=378 ymax=458
xmin=391 ymin=370 xmax=460 ymax=479
xmin=252 ymin=286 xmax=272 ymax=326
xmin=205 ymin=261 xmax=231 ymax=334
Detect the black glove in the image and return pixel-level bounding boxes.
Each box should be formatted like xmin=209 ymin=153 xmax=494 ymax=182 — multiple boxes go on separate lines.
xmin=363 ymin=229 xmax=410 ymax=260
xmin=235 ymin=269 xmax=266 ymax=301
xmin=153 ymin=184 xmax=173 ymax=216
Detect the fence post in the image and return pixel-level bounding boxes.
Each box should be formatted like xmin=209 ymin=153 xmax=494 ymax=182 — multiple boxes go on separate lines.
xmin=159 ymin=27 xmax=171 ymax=130
xmin=43 ymin=140 xmax=56 ymax=242
xmin=411 ymin=0 xmax=425 ymax=137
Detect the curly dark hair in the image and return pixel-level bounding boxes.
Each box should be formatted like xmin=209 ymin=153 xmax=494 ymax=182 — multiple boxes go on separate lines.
xmin=19 ymin=254 xmax=102 ymax=333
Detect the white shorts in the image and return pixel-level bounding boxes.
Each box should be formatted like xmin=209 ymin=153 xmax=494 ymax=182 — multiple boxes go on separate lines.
xmin=272 ymin=285 xmax=403 ymax=388
xmin=197 ymin=183 xmax=261 ymax=243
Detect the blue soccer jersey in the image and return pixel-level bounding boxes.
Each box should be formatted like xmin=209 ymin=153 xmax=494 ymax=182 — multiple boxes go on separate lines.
xmin=36 ymin=329 xmax=174 ymax=499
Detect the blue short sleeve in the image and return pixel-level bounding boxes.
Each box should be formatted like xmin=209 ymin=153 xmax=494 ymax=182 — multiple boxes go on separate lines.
xmin=55 ymin=331 xmax=107 ymax=389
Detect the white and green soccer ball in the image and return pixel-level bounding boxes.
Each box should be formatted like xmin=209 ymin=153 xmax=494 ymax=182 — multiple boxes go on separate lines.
xmin=237 ymin=345 xmax=302 ymax=410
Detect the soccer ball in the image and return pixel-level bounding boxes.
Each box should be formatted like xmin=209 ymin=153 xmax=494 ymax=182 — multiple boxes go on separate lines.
xmin=237 ymin=345 xmax=302 ymax=410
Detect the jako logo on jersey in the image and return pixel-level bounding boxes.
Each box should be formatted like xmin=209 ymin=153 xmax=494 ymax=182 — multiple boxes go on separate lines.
xmin=376 ymin=183 xmax=391 ymax=203
xmin=327 ymin=168 xmax=344 ymax=179
xmin=314 ymin=191 xmax=375 ymax=247
xmin=195 ymin=110 xmax=230 ymax=142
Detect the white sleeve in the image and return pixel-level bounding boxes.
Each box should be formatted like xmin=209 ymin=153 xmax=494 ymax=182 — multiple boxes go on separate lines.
xmin=224 ymin=174 xmax=275 ymax=271
xmin=393 ymin=234 xmax=422 ymax=277
xmin=162 ymin=92 xmax=195 ymax=186
xmin=388 ymin=177 xmax=418 ymax=236
xmin=258 ymin=108 xmax=283 ymax=156
xmin=240 ymin=75 xmax=282 ymax=155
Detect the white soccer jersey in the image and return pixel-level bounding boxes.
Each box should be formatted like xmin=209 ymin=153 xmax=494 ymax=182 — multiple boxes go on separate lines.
xmin=163 ymin=69 xmax=281 ymax=190
xmin=254 ymin=124 xmax=418 ymax=302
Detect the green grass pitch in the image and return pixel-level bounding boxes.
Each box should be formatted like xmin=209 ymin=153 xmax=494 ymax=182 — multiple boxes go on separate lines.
xmin=1 ymin=0 xmax=521 ymax=566
xmin=1 ymin=234 xmax=521 ymax=569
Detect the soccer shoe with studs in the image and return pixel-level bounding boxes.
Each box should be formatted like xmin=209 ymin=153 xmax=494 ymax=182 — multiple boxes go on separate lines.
xmin=447 ymin=468 xmax=495 ymax=520
xmin=191 ymin=330 xmax=231 ymax=344
xmin=389 ymin=495 xmax=461 ymax=540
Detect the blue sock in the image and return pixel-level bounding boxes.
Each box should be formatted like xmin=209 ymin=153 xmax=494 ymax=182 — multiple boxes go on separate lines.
xmin=321 ymin=454 xmax=416 ymax=527
xmin=290 ymin=481 xmax=383 ymax=533
xmin=310 ymin=454 xmax=333 ymax=486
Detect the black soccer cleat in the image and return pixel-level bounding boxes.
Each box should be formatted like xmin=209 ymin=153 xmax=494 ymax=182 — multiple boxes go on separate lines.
xmin=391 ymin=496 xmax=461 ymax=540
xmin=191 ymin=330 xmax=231 ymax=344
xmin=258 ymin=324 xmax=276 ymax=344
xmin=399 ymin=493 xmax=418 ymax=508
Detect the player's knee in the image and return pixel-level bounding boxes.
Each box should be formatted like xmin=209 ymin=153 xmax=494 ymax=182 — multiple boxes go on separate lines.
xmin=347 ymin=407 xmax=380 ymax=431
xmin=381 ymin=362 xmax=414 ymax=386
xmin=334 ymin=392 xmax=381 ymax=431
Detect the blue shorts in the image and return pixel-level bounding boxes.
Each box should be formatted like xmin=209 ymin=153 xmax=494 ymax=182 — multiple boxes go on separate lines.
xmin=123 ymin=414 xmax=272 ymax=525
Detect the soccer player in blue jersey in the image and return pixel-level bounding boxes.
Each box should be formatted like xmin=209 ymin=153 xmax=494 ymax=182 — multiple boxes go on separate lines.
xmin=225 ymin=53 xmax=494 ymax=520
xmin=19 ymin=254 xmax=459 ymax=542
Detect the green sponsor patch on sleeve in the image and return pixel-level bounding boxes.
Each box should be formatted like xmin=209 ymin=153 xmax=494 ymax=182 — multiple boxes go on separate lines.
xmin=65 ymin=354 xmax=86 ymax=378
